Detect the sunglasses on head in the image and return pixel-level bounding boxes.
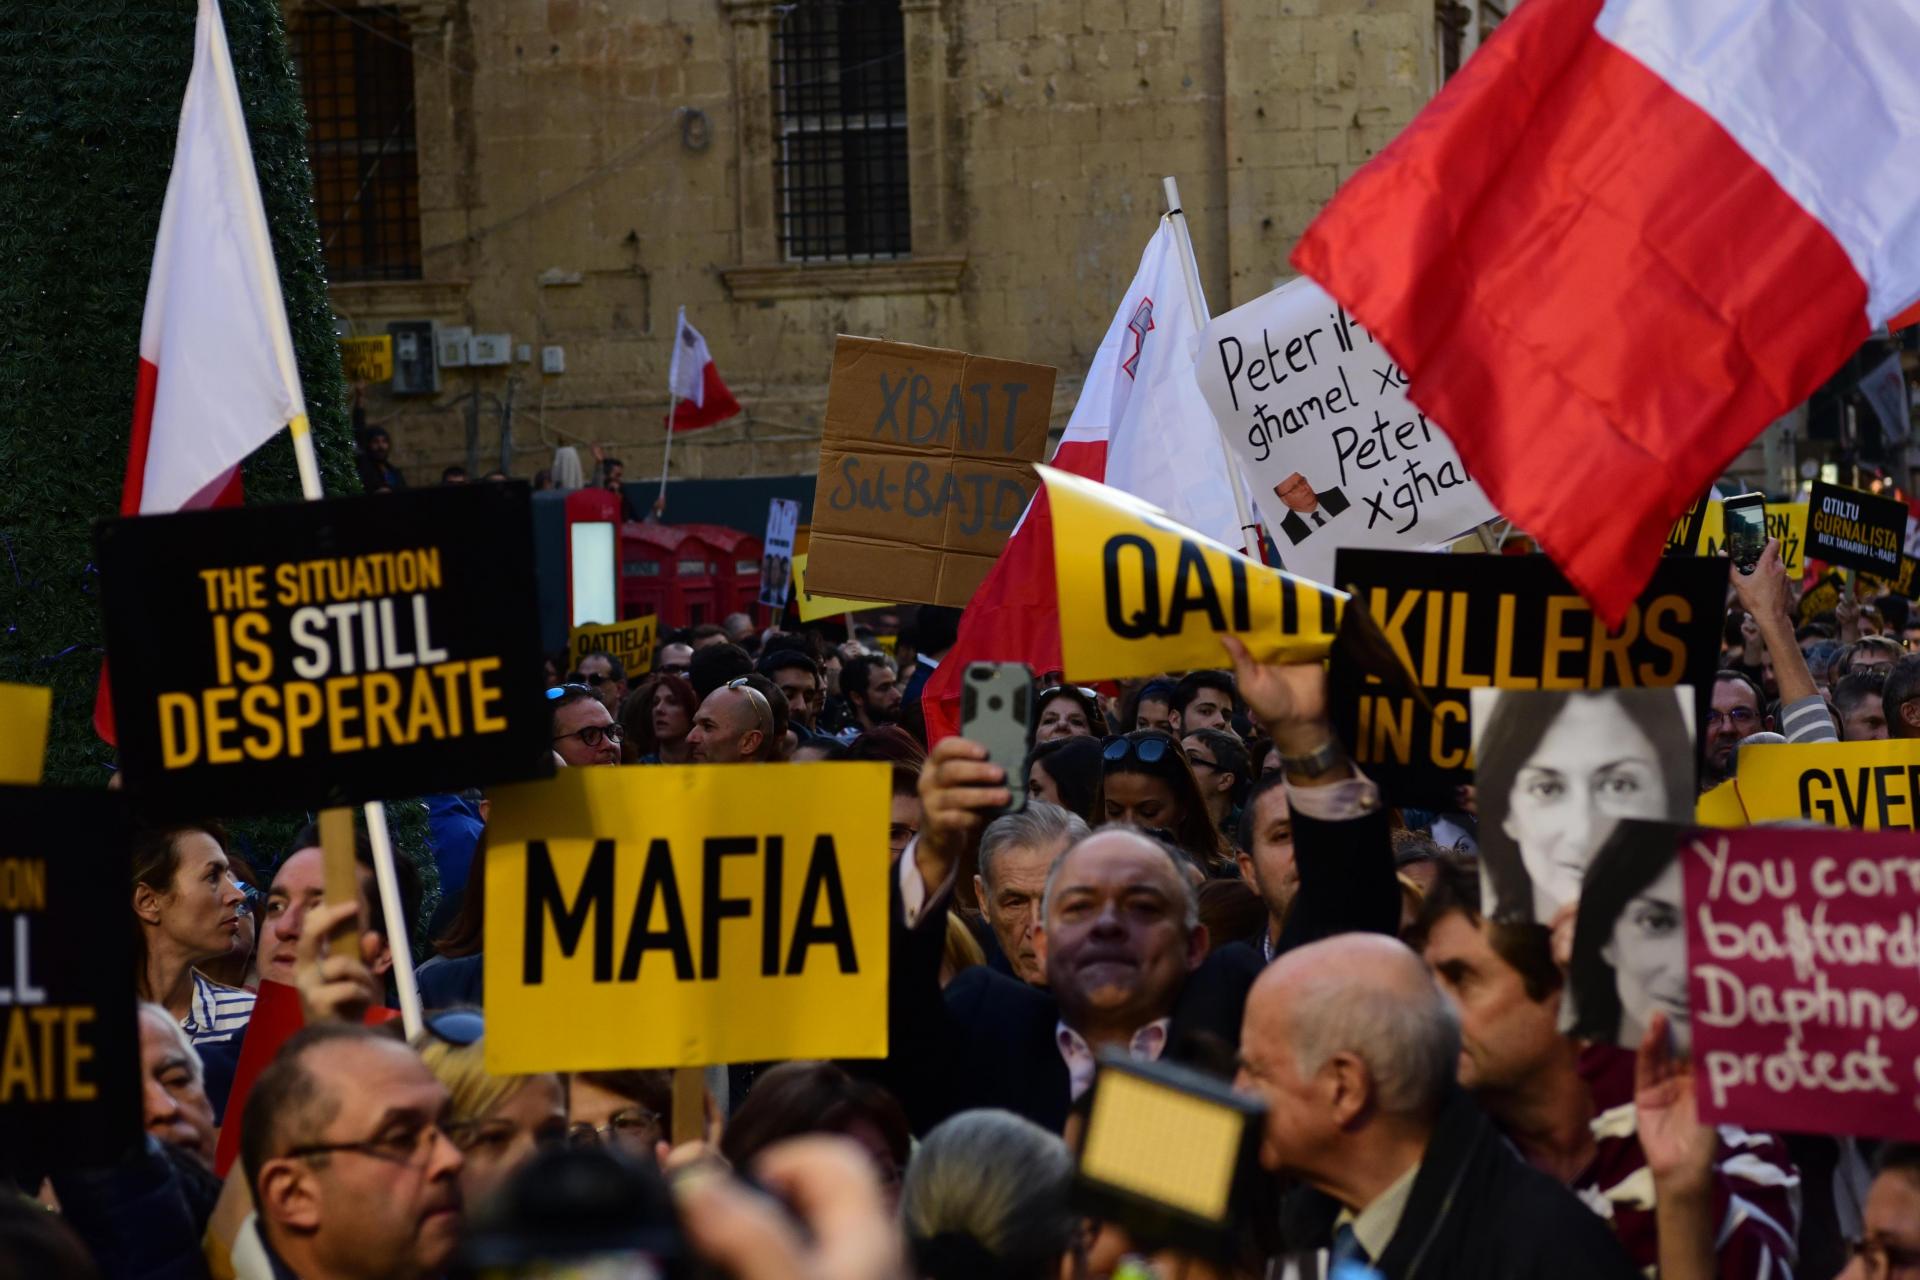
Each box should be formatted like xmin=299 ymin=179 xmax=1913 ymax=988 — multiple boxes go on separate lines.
xmin=424 ymin=1010 xmax=483 ymax=1046
xmin=1104 ymin=735 xmax=1174 ymax=765
xmin=546 ymin=683 xmax=593 ymax=701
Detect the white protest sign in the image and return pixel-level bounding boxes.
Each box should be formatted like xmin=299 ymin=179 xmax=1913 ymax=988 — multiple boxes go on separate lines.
xmin=1196 ymin=277 xmax=1497 ymax=586
xmin=760 ymin=497 xmax=800 ymax=609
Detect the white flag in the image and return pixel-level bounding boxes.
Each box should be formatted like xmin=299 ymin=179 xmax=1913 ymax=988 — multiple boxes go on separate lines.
xmin=669 ymin=306 xmax=713 ymax=406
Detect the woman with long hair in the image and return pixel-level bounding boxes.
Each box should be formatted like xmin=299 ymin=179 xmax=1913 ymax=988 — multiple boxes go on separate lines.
xmin=1026 ymin=735 xmax=1104 ymax=826
xmin=1100 ymin=729 xmax=1233 ymax=873
xmin=622 ymin=673 xmax=698 ymax=764
xmin=1568 ymin=821 xmax=1691 ymax=1054
xmin=130 ymin=823 xmax=254 ymax=1045
xmin=1474 ymin=689 xmax=1694 ymax=924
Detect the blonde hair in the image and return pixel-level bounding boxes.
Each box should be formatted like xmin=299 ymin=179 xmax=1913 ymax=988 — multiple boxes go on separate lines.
xmin=940 ymin=912 xmax=984 ymax=986
xmin=413 ymin=1034 xmax=521 ymax=1124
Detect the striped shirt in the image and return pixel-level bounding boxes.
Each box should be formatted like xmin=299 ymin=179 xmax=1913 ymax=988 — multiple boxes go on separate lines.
xmin=1778 ymin=693 xmax=1838 ymax=744
xmin=1575 ymin=1044 xmax=1800 ymax=1279
xmin=183 ymin=971 xmax=255 ymax=1048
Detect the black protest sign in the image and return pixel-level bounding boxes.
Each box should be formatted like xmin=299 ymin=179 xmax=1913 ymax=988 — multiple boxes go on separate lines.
xmin=97 ymin=485 xmax=551 ymax=815
xmin=1 ymin=788 xmax=139 ymax=1176
xmin=1666 ymin=496 xmax=1708 ymax=556
xmin=1328 ymin=551 xmax=1726 ymax=804
xmin=1807 ymin=480 xmax=1905 ymax=576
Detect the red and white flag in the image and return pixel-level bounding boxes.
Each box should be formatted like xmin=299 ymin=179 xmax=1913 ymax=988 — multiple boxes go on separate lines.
xmin=97 ymin=0 xmax=309 ymax=742
xmin=1295 ymin=0 xmax=1920 ymax=626
xmin=666 ymin=306 xmax=742 ymax=432
xmin=922 ymin=221 xmax=1245 ymax=740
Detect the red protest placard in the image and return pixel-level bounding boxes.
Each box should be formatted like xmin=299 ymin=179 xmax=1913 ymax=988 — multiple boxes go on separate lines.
xmin=1683 ymin=828 xmax=1920 ymax=1139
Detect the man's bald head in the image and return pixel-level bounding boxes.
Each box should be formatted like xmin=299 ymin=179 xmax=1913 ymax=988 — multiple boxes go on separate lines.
xmin=687 ymin=685 xmax=770 ymax=763
xmin=1250 ymin=934 xmax=1458 ymax=1119
xmin=1041 ymin=826 xmax=1197 ymax=928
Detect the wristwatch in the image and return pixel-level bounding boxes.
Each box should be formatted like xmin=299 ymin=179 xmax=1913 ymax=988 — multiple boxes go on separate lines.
xmin=1279 ymin=737 xmax=1345 ymax=780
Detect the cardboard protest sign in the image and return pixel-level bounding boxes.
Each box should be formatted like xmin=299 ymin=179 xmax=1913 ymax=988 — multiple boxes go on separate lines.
xmin=1469 ymin=689 xmax=1695 ymax=925
xmin=1565 ymin=819 xmax=1690 ymax=1051
xmin=760 ymin=498 xmax=800 ymax=610
xmin=1329 ymin=550 xmax=1726 ymax=805
xmin=1866 ymin=554 xmax=1920 ymax=600
xmin=808 ymin=336 xmax=1054 ymax=608
xmin=793 ymin=553 xmax=892 ymax=622
xmin=1195 ymin=278 xmax=1497 ymax=587
xmin=1697 ymin=502 xmax=1809 ymax=579
xmin=483 ymin=762 xmax=891 ymax=1073
xmin=96 ymin=484 xmax=551 ymax=815
xmin=1 ymin=788 xmax=140 ymax=1175
xmin=1796 ymin=569 xmax=1845 ymax=625
xmin=1807 ymin=480 xmax=1905 ymax=576
xmin=1039 ymin=464 xmax=1351 ymax=681
xmin=569 ymin=615 xmax=658 ymax=681
xmin=1684 ymin=827 xmax=1920 ymax=1140
xmin=1737 ymin=740 xmax=1920 ymax=830
xmin=0 ymin=684 xmax=51 ymax=785
xmin=339 ymin=335 xmax=393 ymax=382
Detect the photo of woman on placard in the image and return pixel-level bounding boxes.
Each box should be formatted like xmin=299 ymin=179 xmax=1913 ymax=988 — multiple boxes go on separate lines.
xmin=1568 ymin=819 xmax=1692 ymax=1054
xmin=1469 ymin=687 xmax=1696 ymax=925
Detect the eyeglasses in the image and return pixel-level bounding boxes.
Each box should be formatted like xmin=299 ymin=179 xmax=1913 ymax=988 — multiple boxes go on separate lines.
xmin=285 ymin=1117 xmax=458 ymax=1168
xmin=1104 ymin=735 xmax=1174 ymax=765
xmin=1040 ymin=684 xmax=1100 ymax=701
xmin=566 ymin=1106 xmax=662 ymax=1149
xmin=1846 ymin=1237 xmax=1920 ymax=1278
xmin=424 ymin=1010 xmax=483 ymax=1046
xmin=1705 ymin=707 xmax=1758 ymax=729
xmin=1187 ymin=756 xmax=1219 ymax=774
xmin=658 ymin=664 xmax=690 ymax=676
xmin=546 ymin=683 xmax=594 ymax=702
xmin=577 ymin=672 xmax=618 ymax=687
xmin=231 ymin=878 xmax=260 ymax=918
xmin=553 ymin=723 xmax=624 ymax=749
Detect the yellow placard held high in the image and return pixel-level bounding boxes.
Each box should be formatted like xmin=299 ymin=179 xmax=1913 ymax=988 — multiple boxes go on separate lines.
xmin=1039 ymin=464 xmax=1348 ymax=680
xmin=339 ymin=335 xmax=394 ymax=382
xmin=483 ymin=763 xmax=891 ymax=1073
xmin=569 ymin=615 xmax=658 ymax=678
xmin=1736 ymin=740 xmax=1920 ymax=830
xmin=0 ymin=683 xmax=52 ymax=784
xmin=793 ymin=553 xmax=892 ymax=623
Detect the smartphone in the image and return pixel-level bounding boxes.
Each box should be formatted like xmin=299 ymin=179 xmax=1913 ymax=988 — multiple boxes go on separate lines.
xmin=1724 ymin=491 xmax=1768 ymax=575
xmin=959 ymin=662 xmax=1033 ymax=815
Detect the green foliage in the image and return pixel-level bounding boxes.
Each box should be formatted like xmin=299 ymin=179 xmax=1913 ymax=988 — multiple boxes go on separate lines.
xmin=0 ymin=0 xmax=437 ymax=938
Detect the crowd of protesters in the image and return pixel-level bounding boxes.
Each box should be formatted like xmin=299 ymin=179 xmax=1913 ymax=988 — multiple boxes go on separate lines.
xmin=16 ymin=536 xmax=1920 ymax=1278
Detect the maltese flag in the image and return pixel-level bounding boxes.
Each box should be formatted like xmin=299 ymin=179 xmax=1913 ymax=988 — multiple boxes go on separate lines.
xmin=666 ymin=307 xmax=742 ymax=432
xmin=98 ymin=0 xmax=310 ymax=742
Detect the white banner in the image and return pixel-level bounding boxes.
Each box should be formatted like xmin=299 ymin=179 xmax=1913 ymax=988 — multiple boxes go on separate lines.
xmin=1195 ymin=278 xmax=1497 ymax=585
xmin=760 ymin=497 xmax=800 ymax=609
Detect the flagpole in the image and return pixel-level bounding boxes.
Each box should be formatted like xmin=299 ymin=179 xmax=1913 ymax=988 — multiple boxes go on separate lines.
xmin=1162 ymin=176 xmax=1262 ymax=560
xmin=656 ymin=394 xmax=678 ymax=519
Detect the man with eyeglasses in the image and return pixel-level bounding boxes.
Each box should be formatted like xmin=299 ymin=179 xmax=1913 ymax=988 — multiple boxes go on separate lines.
xmin=687 ymin=679 xmax=776 ymax=763
xmin=242 ymin=1024 xmax=464 ymax=1280
xmin=656 ymin=640 xmax=695 ymax=678
xmin=549 ymin=683 xmax=622 ymax=767
xmin=575 ymin=650 xmax=628 ymax=718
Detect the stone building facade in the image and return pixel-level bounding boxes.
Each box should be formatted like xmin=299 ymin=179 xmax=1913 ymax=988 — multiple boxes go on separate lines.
xmin=297 ymin=0 xmax=1471 ymax=488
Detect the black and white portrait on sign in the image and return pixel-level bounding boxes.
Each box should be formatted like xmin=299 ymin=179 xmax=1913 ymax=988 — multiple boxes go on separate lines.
xmin=1470 ymin=686 xmax=1696 ymax=926
xmin=1567 ymin=819 xmax=1691 ymax=1053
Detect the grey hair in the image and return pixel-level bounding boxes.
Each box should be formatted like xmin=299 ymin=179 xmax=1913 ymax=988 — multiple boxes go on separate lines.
xmin=137 ymin=1000 xmax=204 ymax=1085
xmin=1287 ymin=949 xmax=1459 ymax=1118
xmin=979 ymin=802 xmax=1089 ymax=892
xmin=901 ymin=1109 xmax=1077 ymax=1280
xmin=1039 ymin=823 xmax=1200 ymax=931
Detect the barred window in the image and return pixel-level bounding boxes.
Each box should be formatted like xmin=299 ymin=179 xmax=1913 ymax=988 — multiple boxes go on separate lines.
xmin=772 ymin=1 xmax=911 ymax=262
xmin=291 ymin=6 xmax=422 ymax=281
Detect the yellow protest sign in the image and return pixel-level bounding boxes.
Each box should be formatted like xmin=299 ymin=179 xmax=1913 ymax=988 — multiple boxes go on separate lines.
xmin=0 ymin=684 xmax=51 ymax=784
xmin=793 ymin=553 xmax=891 ymax=623
xmin=483 ymin=763 xmax=891 ymax=1072
xmin=1697 ymin=502 xmax=1809 ymax=579
xmin=339 ymin=335 xmax=394 ymax=382
xmin=1694 ymin=778 xmax=1748 ymax=828
xmin=1736 ymin=740 xmax=1920 ymax=830
xmin=1039 ymin=464 xmax=1347 ymax=680
xmin=569 ymin=615 xmax=658 ymax=678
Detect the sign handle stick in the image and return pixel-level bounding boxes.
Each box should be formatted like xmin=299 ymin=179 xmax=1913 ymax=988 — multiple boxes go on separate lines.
xmin=671 ymin=1065 xmax=707 ymax=1145
xmin=363 ymin=800 xmax=424 ymax=1040
xmin=318 ymin=807 xmax=360 ymax=956
xmin=1162 ymin=175 xmax=1262 ymax=560
xmin=1472 ymin=521 xmax=1502 ymax=554
xmin=656 ymin=397 xmax=678 ymax=519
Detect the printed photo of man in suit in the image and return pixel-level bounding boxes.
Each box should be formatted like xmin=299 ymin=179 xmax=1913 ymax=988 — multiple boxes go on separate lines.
xmin=1274 ymin=471 xmax=1351 ymax=546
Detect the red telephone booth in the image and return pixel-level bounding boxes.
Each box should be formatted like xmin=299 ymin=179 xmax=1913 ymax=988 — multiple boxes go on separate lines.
xmin=679 ymin=523 xmax=765 ymax=617
xmin=619 ymin=521 xmax=678 ymax=623
xmin=668 ymin=527 xmax=721 ymax=627
xmin=565 ymin=487 xmax=621 ymax=626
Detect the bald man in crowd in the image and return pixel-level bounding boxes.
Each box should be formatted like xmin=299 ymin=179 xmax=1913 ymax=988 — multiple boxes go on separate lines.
xmin=687 ymin=680 xmax=776 ymax=763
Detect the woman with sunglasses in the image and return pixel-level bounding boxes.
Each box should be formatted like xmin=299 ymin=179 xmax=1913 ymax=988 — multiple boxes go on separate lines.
xmin=1034 ymin=684 xmax=1108 ymax=742
xmin=130 ymin=822 xmax=257 ymax=1047
xmin=1100 ymin=730 xmax=1234 ymax=874
xmin=414 ymin=1011 xmax=568 ymax=1210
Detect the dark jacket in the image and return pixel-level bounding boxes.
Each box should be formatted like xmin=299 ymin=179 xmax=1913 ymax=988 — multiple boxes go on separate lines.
xmin=1281 ymin=1090 xmax=1641 ymax=1280
xmin=51 ymin=1136 xmax=219 ymax=1280
xmin=417 ymin=952 xmax=485 ymax=1009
